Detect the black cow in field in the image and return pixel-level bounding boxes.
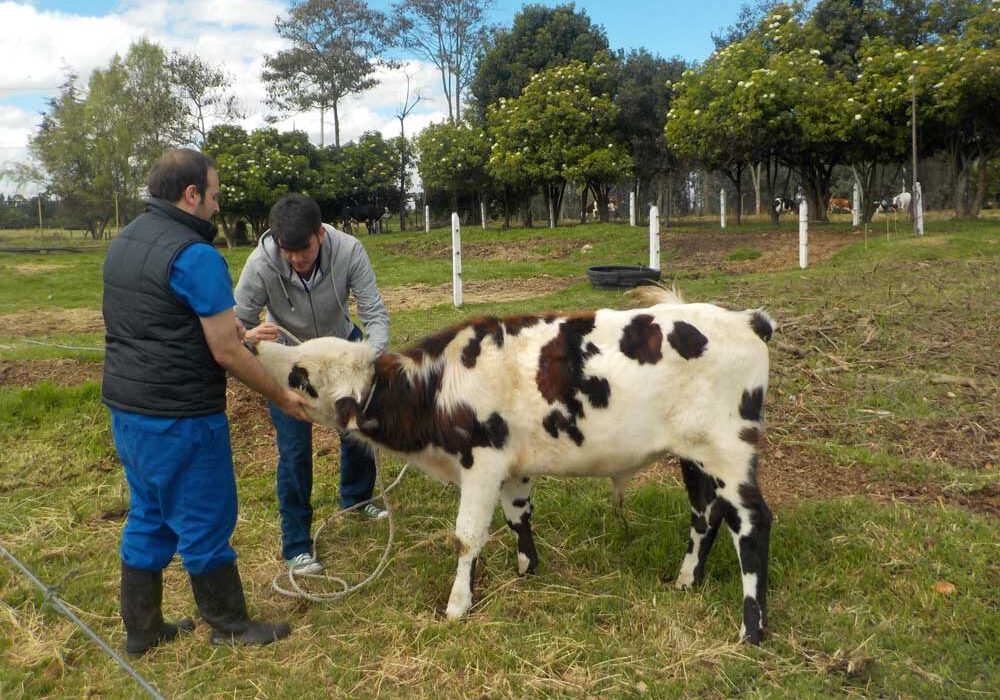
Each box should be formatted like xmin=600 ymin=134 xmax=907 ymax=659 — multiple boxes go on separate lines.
xmin=773 ymin=197 xmax=796 ymax=216
xmin=342 ymin=204 xmax=391 ymax=234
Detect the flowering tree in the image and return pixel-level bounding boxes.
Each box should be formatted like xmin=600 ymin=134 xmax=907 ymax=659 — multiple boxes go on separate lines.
xmin=415 ymin=120 xmax=491 ymax=216
xmin=487 ymin=59 xmax=631 ymax=227
xmin=205 ymin=126 xmax=320 ymax=243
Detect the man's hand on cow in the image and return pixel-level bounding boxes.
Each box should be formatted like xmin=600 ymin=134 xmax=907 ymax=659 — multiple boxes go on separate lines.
xmin=276 ymin=389 xmax=312 ymax=422
xmin=244 ymin=322 xmax=280 ymax=344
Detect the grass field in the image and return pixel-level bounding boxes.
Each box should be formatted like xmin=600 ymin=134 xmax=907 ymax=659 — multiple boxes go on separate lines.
xmin=1 ymin=214 xmax=998 ymax=699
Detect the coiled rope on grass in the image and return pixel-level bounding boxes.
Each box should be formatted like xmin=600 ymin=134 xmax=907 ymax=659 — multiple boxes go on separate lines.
xmin=270 ymin=462 xmax=411 ymax=601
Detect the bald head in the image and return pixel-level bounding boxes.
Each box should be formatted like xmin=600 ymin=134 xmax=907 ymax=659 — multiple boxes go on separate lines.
xmin=147 ymin=149 xmax=215 ymax=205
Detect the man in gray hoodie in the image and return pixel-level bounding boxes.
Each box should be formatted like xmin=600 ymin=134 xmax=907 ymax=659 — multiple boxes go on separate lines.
xmin=235 ymin=193 xmax=390 ymax=576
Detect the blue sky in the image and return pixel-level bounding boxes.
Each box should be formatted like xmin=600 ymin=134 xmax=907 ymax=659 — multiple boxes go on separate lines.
xmin=1 ymin=0 xmax=744 ymax=192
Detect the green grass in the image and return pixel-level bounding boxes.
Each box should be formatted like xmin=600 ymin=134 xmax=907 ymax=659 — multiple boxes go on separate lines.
xmin=1 ymin=217 xmax=999 ymax=698
xmin=726 ymin=246 xmax=762 ymax=261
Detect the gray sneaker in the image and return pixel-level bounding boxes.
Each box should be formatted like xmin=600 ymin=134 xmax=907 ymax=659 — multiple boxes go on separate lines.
xmin=285 ymin=552 xmax=323 ymax=575
xmin=360 ymin=503 xmax=388 ymax=520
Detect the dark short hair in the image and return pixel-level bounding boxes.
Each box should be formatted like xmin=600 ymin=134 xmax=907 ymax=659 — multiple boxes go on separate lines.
xmin=147 ymin=149 xmax=215 ymax=203
xmin=269 ymin=193 xmax=323 ymax=250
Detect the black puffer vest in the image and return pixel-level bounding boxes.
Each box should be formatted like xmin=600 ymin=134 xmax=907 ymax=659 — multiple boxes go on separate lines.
xmin=102 ymin=198 xmax=226 ymax=416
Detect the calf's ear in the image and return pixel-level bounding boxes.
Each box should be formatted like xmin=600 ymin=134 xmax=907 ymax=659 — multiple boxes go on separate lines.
xmin=288 ymin=365 xmax=319 ymax=398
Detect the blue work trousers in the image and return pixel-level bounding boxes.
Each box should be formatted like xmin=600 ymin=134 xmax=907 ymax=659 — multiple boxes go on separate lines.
xmin=111 ymin=409 xmax=238 ymax=575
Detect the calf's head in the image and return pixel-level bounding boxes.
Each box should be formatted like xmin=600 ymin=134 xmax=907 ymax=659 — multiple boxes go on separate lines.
xmin=254 ymin=337 xmax=377 ymax=430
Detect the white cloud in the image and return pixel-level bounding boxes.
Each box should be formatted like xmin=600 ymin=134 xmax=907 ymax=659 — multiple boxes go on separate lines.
xmin=0 ymin=0 xmax=451 ymax=194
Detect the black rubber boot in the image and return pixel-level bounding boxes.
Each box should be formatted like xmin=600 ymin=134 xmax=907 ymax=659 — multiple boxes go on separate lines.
xmin=189 ymin=562 xmax=291 ymax=646
xmin=120 ymin=563 xmax=195 ymax=656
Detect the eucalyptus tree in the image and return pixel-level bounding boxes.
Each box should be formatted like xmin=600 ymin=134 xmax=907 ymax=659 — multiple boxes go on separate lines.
xmin=205 ymin=126 xmax=320 ymax=243
xmin=166 ymin=51 xmax=244 ymax=147
xmin=613 ymin=49 xmax=686 ymax=217
xmin=262 ymin=0 xmax=394 ymax=147
xmin=392 ymin=0 xmax=493 ymax=123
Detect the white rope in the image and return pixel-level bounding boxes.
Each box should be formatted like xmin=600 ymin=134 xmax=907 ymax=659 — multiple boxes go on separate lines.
xmin=20 ymin=339 xmax=105 ymax=352
xmin=270 ymin=460 xmax=410 ymax=602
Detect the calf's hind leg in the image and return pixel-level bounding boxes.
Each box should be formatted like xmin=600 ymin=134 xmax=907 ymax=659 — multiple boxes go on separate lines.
xmin=675 ymin=459 xmax=724 ymax=589
xmin=697 ymin=437 xmax=772 ymax=644
xmin=500 ymin=477 xmax=537 ymax=575
xmin=722 ymin=467 xmax=772 ymax=644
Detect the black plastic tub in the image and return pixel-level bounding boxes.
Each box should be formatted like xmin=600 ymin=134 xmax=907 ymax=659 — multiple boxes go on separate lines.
xmin=586 ymin=265 xmax=662 ymax=289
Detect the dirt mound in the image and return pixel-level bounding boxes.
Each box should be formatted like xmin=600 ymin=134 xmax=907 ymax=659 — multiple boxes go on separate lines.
xmin=0 ymin=358 xmax=102 ymax=386
xmin=663 ymin=229 xmax=858 ymax=274
xmin=378 ymin=276 xmax=570 ymax=312
xmin=0 ymin=308 xmax=105 ymax=338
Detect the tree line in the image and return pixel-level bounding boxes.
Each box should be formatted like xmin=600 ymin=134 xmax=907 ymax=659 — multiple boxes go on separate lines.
xmin=4 ymin=0 xmax=998 ymax=239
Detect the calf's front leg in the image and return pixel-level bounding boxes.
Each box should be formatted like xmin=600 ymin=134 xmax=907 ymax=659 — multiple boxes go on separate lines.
xmin=446 ymin=468 xmax=503 ymax=620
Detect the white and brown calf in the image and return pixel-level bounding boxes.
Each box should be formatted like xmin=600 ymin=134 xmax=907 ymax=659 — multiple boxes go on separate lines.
xmin=252 ymin=287 xmax=776 ymax=643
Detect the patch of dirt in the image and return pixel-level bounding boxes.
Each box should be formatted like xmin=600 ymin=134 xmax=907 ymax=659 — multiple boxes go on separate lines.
xmin=383 ymin=238 xmax=590 ymax=262
xmin=0 ymin=358 xmax=102 ymax=386
xmin=755 ymin=440 xmax=1000 ymax=517
xmin=377 ymin=276 xmax=570 ymax=313
xmin=662 ymin=229 xmax=858 ymax=274
xmin=0 ymin=309 xmax=104 ymax=337
xmin=14 ymin=263 xmax=66 ymax=273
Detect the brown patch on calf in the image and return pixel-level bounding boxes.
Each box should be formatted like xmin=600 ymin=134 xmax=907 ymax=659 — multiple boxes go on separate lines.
xmin=361 ymin=354 xmax=509 ymax=467
xmin=535 ymin=315 xmax=609 ymax=445
xmin=620 ymin=314 xmax=663 ymax=364
xmin=667 ymin=321 xmax=708 ymax=360
xmin=404 ymin=326 xmax=460 ymax=362
xmin=537 ymin=331 xmax=573 ymax=404
xmin=461 ymin=317 xmax=505 ymax=368
xmin=740 ymin=426 xmax=761 ymax=445
xmin=503 ymin=315 xmax=542 ymax=336
xmin=288 ymin=365 xmax=318 ymax=398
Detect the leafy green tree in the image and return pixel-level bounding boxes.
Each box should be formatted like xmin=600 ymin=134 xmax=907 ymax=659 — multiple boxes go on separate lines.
xmin=916 ymin=4 xmax=1000 ymax=216
xmin=415 ymin=119 xmax=491 ymax=213
xmin=470 ymin=3 xmax=610 ymax=122
xmin=29 ymin=40 xmax=186 ymax=237
xmin=613 ymin=49 xmax=686 ymax=217
xmin=262 ymin=0 xmax=394 ymax=147
xmin=314 ymin=132 xmax=402 ymax=226
xmin=668 ymin=5 xmax=857 ymax=221
xmin=205 ymin=126 xmax=320 ymax=243
xmin=488 ymin=60 xmax=630 ymax=226
xmin=392 ymin=0 xmax=493 ymax=123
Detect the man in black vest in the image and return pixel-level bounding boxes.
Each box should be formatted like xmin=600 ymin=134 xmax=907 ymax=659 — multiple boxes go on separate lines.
xmin=103 ymin=148 xmax=310 ymax=655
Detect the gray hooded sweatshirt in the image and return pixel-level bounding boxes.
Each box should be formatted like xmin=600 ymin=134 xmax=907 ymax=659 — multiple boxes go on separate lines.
xmin=234 ymin=223 xmax=389 ymax=351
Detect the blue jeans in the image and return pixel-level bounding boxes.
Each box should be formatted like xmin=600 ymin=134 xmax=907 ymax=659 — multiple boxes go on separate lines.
xmin=111 ymin=409 xmax=238 ymax=575
xmin=270 ymin=327 xmax=377 ymax=561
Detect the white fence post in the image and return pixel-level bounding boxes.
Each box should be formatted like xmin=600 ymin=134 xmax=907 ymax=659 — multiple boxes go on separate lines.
xmin=852 ymin=180 xmax=861 ymax=227
xmin=451 ymin=212 xmax=462 ymax=307
xmin=720 ymin=189 xmax=726 ymax=229
xmin=649 ymin=205 xmax=660 ymax=270
xmin=799 ymin=198 xmax=809 ymax=269
xmin=914 ymin=181 xmax=924 ymax=235
xmin=480 ymin=201 xmax=487 ymax=230
xmin=629 ymin=191 xmax=637 ymax=227
xmin=424 ymin=205 xmax=430 ymax=233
